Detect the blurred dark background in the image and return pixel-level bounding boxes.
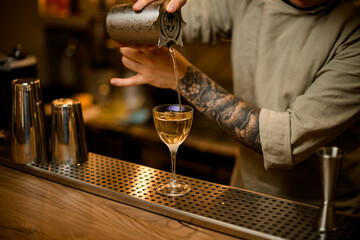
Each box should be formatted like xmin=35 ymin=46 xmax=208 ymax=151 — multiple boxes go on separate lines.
xmin=0 ymin=0 xmax=237 ymax=185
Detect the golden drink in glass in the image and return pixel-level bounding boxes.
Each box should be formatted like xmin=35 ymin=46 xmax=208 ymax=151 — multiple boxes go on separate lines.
xmin=153 ymin=104 xmax=193 ymax=196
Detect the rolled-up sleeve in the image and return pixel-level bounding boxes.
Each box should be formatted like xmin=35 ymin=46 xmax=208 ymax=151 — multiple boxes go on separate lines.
xmin=260 ymin=109 xmax=293 ymax=169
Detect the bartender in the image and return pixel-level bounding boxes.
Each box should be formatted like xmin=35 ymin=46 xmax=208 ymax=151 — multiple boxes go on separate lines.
xmin=111 ymin=0 xmax=360 ymax=213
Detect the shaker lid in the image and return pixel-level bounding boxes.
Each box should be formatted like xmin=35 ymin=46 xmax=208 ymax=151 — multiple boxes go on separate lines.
xmin=158 ymin=9 xmax=185 ymax=47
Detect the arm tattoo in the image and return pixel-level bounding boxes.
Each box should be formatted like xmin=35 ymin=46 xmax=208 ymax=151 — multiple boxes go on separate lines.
xmin=180 ymin=66 xmax=262 ymax=153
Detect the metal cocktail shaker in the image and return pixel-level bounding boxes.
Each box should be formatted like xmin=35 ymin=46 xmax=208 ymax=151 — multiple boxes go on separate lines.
xmin=106 ymin=0 xmax=185 ymax=47
xmin=0 ymin=45 xmax=37 ymax=141
xmin=51 ymin=98 xmax=88 ymax=165
xmin=11 ymin=78 xmax=48 ymax=164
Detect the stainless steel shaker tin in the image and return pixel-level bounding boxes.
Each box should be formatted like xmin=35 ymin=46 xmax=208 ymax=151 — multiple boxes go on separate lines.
xmin=51 ymin=98 xmax=88 ymax=165
xmin=11 ymin=78 xmax=48 ymax=164
xmin=106 ymin=0 xmax=185 ymax=47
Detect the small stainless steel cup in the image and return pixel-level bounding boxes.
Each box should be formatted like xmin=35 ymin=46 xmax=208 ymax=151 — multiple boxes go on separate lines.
xmin=51 ymin=98 xmax=88 ymax=165
xmin=315 ymin=146 xmax=345 ymax=233
xmin=11 ymin=78 xmax=48 ymax=164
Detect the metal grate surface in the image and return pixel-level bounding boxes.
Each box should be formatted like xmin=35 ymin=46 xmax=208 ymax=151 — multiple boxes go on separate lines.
xmin=0 ymin=144 xmax=359 ymax=240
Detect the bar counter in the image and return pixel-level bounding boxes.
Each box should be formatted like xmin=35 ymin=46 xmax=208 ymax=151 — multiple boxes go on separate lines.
xmin=1 ymin=144 xmax=360 ymax=240
xmin=0 ymin=165 xmax=238 ymax=240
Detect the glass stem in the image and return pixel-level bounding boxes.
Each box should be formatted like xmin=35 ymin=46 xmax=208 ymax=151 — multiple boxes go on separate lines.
xmin=168 ymin=144 xmax=179 ymax=187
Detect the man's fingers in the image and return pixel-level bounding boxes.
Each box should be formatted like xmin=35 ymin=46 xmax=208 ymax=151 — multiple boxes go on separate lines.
xmin=166 ymin=0 xmax=187 ymax=13
xmin=120 ymin=47 xmax=154 ymax=70
xmin=121 ymin=55 xmax=145 ymax=74
xmin=119 ymin=44 xmax=157 ymax=54
xmin=133 ymin=0 xmax=153 ymax=11
xmin=132 ymin=0 xmax=187 ymax=13
xmin=119 ymin=47 xmax=159 ymax=68
xmin=110 ymin=75 xmax=145 ymax=87
xmin=119 ymin=47 xmax=140 ymax=59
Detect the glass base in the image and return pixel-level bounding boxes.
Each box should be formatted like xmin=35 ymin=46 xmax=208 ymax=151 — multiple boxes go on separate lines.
xmin=157 ymin=182 xmax=191 ymax=197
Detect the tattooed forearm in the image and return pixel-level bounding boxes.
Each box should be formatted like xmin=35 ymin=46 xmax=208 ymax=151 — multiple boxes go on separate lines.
xmin=180 ymin=66 xmax=262 ymax=153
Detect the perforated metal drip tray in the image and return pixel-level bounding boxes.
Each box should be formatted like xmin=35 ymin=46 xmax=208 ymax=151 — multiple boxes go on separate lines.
xmin=1 ymin=145 xmax=360 ymax=240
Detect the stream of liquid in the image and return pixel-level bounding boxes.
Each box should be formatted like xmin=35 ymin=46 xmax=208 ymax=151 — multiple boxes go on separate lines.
xmin=169 ymin=46 xmax=182 ymax=112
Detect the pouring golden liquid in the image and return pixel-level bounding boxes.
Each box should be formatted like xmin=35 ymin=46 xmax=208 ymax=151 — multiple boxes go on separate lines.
xmin=169 ymin=46 xmax=182 ymax=112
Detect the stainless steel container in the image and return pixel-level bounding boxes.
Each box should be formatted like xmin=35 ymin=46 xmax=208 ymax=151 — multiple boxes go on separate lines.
xmin=0 ymin=46 xmax=37 ymax=141
xmin=106 ymin=0 xmax=185 ymax=47
xmin=315 ymin=146 xmax=345 ymax=233
xmin=51 ymin=98 xmax=88 ymax=165
xmin=11 ymin=78 xmax=48 ymax=164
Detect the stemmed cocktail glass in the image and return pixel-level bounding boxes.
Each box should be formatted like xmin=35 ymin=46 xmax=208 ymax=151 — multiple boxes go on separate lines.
xmin=153 ymin=104 xmax=193 ymax=197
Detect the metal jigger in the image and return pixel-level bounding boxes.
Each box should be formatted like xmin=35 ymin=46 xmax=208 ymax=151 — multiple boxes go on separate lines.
xmin=315 ymin=146 xmax=345 ymax=233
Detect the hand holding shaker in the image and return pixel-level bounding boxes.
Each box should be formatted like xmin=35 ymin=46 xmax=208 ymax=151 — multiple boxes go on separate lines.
xmin=106 ymin=0 xmax=186 ymax=47
xmin=11 ymin=78 xmax=48 ymax=164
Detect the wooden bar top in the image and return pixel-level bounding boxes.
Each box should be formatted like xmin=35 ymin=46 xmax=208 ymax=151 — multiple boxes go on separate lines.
xmin=0 ymin=165 xmax=240 ymax=240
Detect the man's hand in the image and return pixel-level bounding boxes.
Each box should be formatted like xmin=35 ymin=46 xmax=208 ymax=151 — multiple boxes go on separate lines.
xmin=132 ymin=0 xmax=187 ymax=13
xmin=110 ymin=43 xmax=192 ymax=90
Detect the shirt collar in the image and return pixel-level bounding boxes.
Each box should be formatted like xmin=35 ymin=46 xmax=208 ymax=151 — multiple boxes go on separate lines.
xmin=281 ymin=0 xmax=340 ymax=14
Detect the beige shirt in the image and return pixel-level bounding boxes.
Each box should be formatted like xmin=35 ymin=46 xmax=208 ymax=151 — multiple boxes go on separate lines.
xmin=182 ymin=0 xmax=360 ymax=205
